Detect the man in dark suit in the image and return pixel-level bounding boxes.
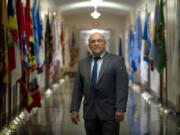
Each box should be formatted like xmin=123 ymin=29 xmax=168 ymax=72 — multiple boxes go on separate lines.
xmin=70 ymin=32 xmax=129 ymax=135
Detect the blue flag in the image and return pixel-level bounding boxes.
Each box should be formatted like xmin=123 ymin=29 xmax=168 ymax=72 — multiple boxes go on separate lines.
xmin=132 ymin=13 xmax=142 ymax=70
xmin=130 ymin=13 xmax=142 ymax=82
xmin=127 ymin=28 xmax=134 ymax=63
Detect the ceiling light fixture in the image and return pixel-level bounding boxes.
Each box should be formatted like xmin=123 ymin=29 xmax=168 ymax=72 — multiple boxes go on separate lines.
xmin=91 ymin=6 xmax=101 ymax=19
xmin=90 ymin=0 xmax=102 ymax=19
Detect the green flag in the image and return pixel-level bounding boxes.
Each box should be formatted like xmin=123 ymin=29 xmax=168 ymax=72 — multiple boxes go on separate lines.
xmin=157 ymin=0 xmax=167 ymax=74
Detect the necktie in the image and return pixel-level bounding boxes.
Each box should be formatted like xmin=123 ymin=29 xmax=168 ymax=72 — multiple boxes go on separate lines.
xmin=91 ymin=57 xmax=100 ymax=90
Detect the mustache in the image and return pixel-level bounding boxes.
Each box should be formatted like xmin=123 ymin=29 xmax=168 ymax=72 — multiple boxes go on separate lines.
xmin=93 ymin=46 xmax=99 ymax=49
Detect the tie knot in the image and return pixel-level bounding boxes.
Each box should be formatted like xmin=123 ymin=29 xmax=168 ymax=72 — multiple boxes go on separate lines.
xmin=94 ymin=57 xmax=100 ymax=61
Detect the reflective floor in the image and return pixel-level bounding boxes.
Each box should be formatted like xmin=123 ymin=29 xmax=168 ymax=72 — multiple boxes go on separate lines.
xmin=14 ymin=77 xmax=180 ymax=135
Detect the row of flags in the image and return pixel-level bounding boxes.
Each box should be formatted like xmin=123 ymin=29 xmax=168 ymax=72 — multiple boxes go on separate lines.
xmin=0 ymin=0 xmax=69 ymax=112
xmin=0 ymin=0 xmax=68 ymax=112
xmin=127 ymin=0 xmax=167 ymax=82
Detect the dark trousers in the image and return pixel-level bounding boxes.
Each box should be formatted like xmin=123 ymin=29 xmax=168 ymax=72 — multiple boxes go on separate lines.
xmin=84 ymin=116 xmax=119 ymax=135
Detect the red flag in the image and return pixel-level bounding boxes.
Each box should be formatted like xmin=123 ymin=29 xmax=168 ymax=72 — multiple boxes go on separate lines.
xmin=16 ymin=0 xmax=34 ymax=112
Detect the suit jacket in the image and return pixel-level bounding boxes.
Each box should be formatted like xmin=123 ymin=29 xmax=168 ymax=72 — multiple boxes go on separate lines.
xmin=70 ymin=52 xmax=129 ymax=120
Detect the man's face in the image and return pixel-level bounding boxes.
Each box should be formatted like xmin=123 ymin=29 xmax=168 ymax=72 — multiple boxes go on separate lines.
xmin=88 ymin=33 xmax=106 ymax=57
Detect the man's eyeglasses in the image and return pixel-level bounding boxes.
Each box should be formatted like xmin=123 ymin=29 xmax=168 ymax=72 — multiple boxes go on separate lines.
xmin=90 ymin=39 xmax=104 ymax=44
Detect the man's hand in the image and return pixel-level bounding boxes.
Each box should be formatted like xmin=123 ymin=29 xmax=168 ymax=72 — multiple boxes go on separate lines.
xmin=71 ymin=112 xmax=80 ymax=124
xmin=115 ymin=110 xmax=124 ymax=123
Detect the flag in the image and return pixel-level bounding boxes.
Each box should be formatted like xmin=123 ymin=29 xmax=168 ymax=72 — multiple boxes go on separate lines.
xmin=151 ymin=0 xmax=159 ymax=69
xmin=61 ymin=25 xmax=65 ymax=66
xmin=132 ymin=13 xmax=142 ymax=70
xmin=29 ymin=70 xmax=41 ymax=109
xmin=142 ymin=11 xmax=151 ymax=62
xmin=7 ymin=0 xmax=18 ymax=73
xmin=16 ymin=0 xmax=29 ymax=73
xmin=49 ymin=16 xmax=57 ymax=80
xmin=36 ymin=3 xmax=44 ymax=73
xmin=7 ymin=0 xmax=22 ymax=88
xmin=118 ymin=37 xmax=122 ymax=56
xmin=45 ymin=16 xmax=53 ymax=65
xmin=16 ymin=0 xmax=34 ymax=112
xmin=69 ymin=31 xmax=76 ymax=67
xmin=127 ymin=28 xmax=134 ymax=63
xmin=10 ymin=41 xmax=22 ymax=88
xmin=130 ymin=13 xmax=142 ymax=82
xmin=26 ymin=0 xmax=41 ymax=111
xmin=140 ymin=11 xmax=150 ymax=83
xmin=25 ymin=0 xmax=36 ymax=71
xmin=0 ymin=0 xmax=9 ymax=97
xmin=32 ymin=0 xmax=40 ymax=70
xmin=55 ymin=22 xmax=62 ymax=78
xmin=156 ymin=0 xmax=167 ymax=74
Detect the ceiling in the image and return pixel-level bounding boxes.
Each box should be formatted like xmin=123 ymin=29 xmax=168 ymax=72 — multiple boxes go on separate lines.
xmin=52 ymin=0 xmax=141 ymax=16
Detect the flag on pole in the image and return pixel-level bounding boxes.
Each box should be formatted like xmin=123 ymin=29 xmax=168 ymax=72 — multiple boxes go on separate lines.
xmin=7 ymin=0 xmax=22 ymax=88
xmin=61 ymin=24 xmax=65 ymax=66
xmin=0 ymin=0 xmax=9 ymax=97
xmin=69 ymin=31 xmax=76 ymax=67
xmin=151 ymin=0 xmax=159 ymax=69
xmin=32 ymin=0 xmax=40 ymax=70
xmin=55 ymin=22 xmax=62 ymax=78
xmin=132 ymin=13 xmax=142 ymax=70
xmin=142 ymin=11 xmax=151 ymax=62
xmin=118 ymin=37 xmax=123 ymax=56
xmin=140 ymin=11 xmax=150 ymax=83
xmin=16 ymin=0 xmax=29 ymax=72
xmin=36 ymin=2 xmax=44 ymax=73
xmin=127 ymin=28 xmax=134 ymax=63
xmin=7 ymin=0 xmax=18 ymax=73
xmin=45 ymin=16 xmax=53 ymax=65
xmin=49 ymin=16 xmax=57 ymax=80
xmin=16 ymin=0 xmax=34 ymax=112
xmin=156 ymin=0 xmax=167 ymax=74
xmin=130 ymin=13 xmax=142 ymax=82
xmin=25 ymin=0 xmax=36 ymax=71
xmin=25 ymin=0 xmax=41 ymax=111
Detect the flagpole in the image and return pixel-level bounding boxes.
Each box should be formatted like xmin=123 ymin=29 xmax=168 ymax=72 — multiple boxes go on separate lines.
xmin=160 ymin=74 xmax=163 ymax=104
xmin=8 ymin=77 xmax=12 ymax=121
xmin=3 ymin=94 xmax=6 ymax=125
xmin=146 ymin=0 xmax=151 ymax=93
xmin=165 ymin=66 xmax=168 ymax=105
xmin=0 ymin=97 xmax=2 ymax=127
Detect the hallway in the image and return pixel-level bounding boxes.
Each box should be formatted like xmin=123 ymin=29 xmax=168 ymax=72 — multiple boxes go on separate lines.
xmin=12 ymin=77 xmax=179 ymax=135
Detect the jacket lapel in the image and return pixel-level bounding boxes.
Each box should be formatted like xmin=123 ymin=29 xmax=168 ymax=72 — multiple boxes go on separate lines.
xmin=86 ymin=56 xmax=92 ymax=85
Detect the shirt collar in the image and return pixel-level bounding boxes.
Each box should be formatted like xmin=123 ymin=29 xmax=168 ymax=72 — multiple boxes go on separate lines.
xmin=92 ymin=51 xmax=106 ymax=59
